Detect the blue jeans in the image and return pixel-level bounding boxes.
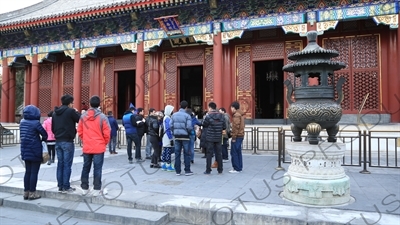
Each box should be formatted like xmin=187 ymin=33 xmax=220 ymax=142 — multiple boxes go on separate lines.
xmin=126 ymin=133 xmax=141 ymax=160
xmin=189 ymin=135 xmax=195 ymax=161
xmin=108 ymin=136 xmax=117 ymax=153
xmin=230 ymin=137 xmax=243 ymax=172
xmin=81 ymin=153 xmax=104 ymax=190
xmin=145 ymin=134 xmax=153 ymax=157
xmin=174 ymin=140 xmax=191 ymax=174
xmin=24 ymin=160 xmax=41 ymax=192
xmin=56 ymin=142 xmax=75 ymax=189
xmin=221 ymin=137 xmax=229 ymax=160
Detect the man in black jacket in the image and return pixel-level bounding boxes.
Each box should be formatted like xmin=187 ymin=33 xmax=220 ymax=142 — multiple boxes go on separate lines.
xmin=202 ymin=102 xmax=226 ymax=174
xmin=52 ymin=94 xmax=81 ymax=194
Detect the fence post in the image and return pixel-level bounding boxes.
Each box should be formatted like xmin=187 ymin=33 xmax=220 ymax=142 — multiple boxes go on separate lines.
xmin=117 ymin=129 xmax=121 ymax=149
xmin=253 ymin=127 xmax=258 ymax=155
xmin=360 ymin=130 xmax=370 ymax=174
xmin=275 ymin=127 xmax=285 ymax=170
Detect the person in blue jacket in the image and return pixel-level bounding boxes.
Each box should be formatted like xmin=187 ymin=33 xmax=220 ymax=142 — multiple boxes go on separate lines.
xmin=20 ymin=105 xmax=48 ymax=200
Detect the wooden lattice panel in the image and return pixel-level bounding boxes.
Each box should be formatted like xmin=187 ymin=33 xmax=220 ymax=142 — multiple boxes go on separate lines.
xmin=104 ymin=58 xmax=114 ymax=97
xmin=39 ymin=88 xmax=52 ymax=114
xmin=323 ymin=38 xmax=351 ymax=70
xmin=177 ymin=48 xmax=204 ymax=66
xmin=236 ymin=45 xmax=251 ymax=92
xmin=82 ymin=61 xmax=90 ymax=84
xmin=164 ymin=52 xmax=177 ymax=95
xmin=352 ymin=35 xmax=378 ymax=69
xmin=252 ymin=42 xmax=284 ymax=60
xmin=114 ymin=55 xmax=136 ymax=70
xmin=63 ymin=87 xmax=73 ymax=96
xmin=38 ymin=64 xmax=53 ymax=114
xmin=103 ymin=58 xmax=114 ymax=114
xmin=39 ymin=64 xmax=52 ymax=86
xmin=204 ymin=48 xmax=213 ymax=106
xmin=63 ymin=62 xmax=74 ymax=85
xmin=163 ymin=52 xmax=177 ymax=107
xmin=353 ymin=71 xmax=379 ymax=110
xmin=82 ymin=86 xmax=90 ymax=105
xmin=235 ymin=45 xmax=252 ymax=118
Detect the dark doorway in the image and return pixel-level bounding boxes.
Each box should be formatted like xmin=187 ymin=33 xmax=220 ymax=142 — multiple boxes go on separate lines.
xmin=254 ymin=60 xmax=284 ymax=119
xmin=117 ymin=70 xmax=135 ymax=119
xmin=179 ymin=66 xmax=203 ymax=116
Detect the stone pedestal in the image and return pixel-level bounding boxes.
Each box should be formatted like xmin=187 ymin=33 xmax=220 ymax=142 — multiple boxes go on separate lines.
xmin=282 ymin=142 xmax=351 ymax=206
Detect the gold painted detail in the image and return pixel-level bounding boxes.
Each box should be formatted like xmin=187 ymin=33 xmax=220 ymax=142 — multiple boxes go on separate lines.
xmin=80 ymin=47 xmax=96 ymax=58
xmin=316 ymin=21 xmax=339 ymax=35
xmin=7 ymin=57 xmax=14 ymax=66
xmin=25 ymin=54 xmax=32 ymax=63
xmin=144 ymin=39 xmax=162 ymax=52
xmin=221 ymin=30 xmax=244 ymax=44
xmin=64 ymin=49 xmax=75 ymax=59
xmin=193 ymin=34 xmax=214 ymax=45
xmin=38 ymin=53 xmax=48 ymax=63
xmin=282 ymin=24 xmax=308 ymax=37
xmin=373 ymin=14 xmax=398 ymax=29
xmin=205 ymin=47 xmax=213 ymax=56
xmin=120 ymin=43 xmax=137 ymax=52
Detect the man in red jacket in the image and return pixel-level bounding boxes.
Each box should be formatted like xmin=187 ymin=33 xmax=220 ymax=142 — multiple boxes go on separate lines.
xmin=77 ymin=95 xmax=111 ymax=196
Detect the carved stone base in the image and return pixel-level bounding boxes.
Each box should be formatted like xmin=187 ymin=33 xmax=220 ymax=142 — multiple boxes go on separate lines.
xmin=282 ymin=142 xmax=351 ymax=206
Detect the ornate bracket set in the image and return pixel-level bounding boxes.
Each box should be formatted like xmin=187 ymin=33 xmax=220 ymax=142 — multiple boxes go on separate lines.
xmin=1 ymin=2 xmax=398 ymax=67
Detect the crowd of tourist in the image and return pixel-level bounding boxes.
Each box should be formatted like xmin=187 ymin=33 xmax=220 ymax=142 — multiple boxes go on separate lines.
xmin=19 ymin=94 xmax=245 ymax=200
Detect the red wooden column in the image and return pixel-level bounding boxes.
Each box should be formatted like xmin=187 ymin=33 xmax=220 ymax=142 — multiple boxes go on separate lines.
xmin=30 ymin=54 xmax=39 ymax=107
xmin=73 ymin=49 xmax=82 ymax=109
xmin=24 ymin=65 xmax=31 ymax=106
xmin=136 ymin=42 xmax=145 ymax=108
xmin=1 ymin=59 xmax=10 ymax=122
xmin=396 ymin=24 xmax=400 ymax=122
xmin=213 ymin=32 xmax=223 ymax=107
xmin=149 ymin=52 xmax=161 ymax=110
xmin=8 ymin=69 xmax=16 ymax=122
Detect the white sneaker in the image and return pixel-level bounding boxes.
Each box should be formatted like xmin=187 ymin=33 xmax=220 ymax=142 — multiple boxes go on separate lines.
xmin=229 ymin=170 xmax=239 ymax=174
xmin=82 ymin=189 xmax=90 ymax=196
xmin=92 ymin=190 xmax=102 ymax=197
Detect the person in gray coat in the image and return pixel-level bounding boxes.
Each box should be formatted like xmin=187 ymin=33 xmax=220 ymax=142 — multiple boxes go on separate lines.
xmin=170 ymin=100 xmax=193 ymax=176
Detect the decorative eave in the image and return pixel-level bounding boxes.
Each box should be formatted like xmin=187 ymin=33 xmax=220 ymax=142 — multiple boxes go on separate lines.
xmin=0 ymin=0 xmax=202 ymax=32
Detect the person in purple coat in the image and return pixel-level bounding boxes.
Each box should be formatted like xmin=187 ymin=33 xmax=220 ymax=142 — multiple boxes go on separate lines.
xmin=20 ymin=105 xmax=48 ymax=200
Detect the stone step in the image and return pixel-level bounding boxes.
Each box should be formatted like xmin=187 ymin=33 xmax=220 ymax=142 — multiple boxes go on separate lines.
xmin=0 ymin=192 xmax=169 ymax=225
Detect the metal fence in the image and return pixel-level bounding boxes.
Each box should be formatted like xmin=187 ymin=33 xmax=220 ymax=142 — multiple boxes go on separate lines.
xmin=1 ymin=125 xmax=399 ymax=171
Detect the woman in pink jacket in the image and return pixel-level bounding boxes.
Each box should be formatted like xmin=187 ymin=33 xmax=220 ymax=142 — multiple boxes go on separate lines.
xmin=42 ymin=111 xmax=56 ymax=165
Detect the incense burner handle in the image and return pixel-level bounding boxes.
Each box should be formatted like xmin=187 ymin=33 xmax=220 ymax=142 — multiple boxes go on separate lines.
xmin=336 ymin=76 xmax=346 ymax=104
xmin=284 ymin=79 xmax=294 ymax=105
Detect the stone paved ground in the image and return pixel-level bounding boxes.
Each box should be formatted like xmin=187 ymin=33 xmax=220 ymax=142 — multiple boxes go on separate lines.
xmin=1 ymin=141 xmax=399 ymax=224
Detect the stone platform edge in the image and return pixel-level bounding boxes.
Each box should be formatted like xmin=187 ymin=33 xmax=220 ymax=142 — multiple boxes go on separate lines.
xmin=0 ymin=183 xmax=399 ymax=225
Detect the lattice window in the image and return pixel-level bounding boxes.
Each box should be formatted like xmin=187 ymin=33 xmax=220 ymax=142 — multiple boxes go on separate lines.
xmin=285 ymin=41 xmax=302 ymax=88
xmin=252 ymin=42 xmax=284 ymax=60
xmin=323 ymin=38 xmax=351 ymax=69
xmin=114 ymin=55 xmax=136 ymax=70
xmin=323 ymin=35 xmax=380 ymax=112
xmin=164 ymin=53 xmax=177 ymax=94
xmin=104 ymin=58 xmax=114 ymax=97
xmin=177 ymin=49 xmax=204 ymax=66
xmin=82 ymin=60 xmax=90 ymax=104
xmin=38 ymin=64 xmax=53 ymax=114
xmin=236 ymin=45 xmax=251 ymax=91
xmin=63 ymin=62 xmax=74 ymax=96
xmin=205 ymin=49 xmax=214 ymax=92
xmin=352 ymin=36 xmax=378 ymax=69
xmin=353 ymin=71 xmax=379 ymax=110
